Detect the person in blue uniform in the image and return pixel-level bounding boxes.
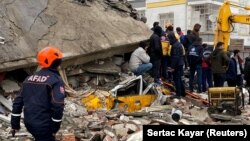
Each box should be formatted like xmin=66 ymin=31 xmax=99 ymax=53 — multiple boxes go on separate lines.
xmin=11 ymin=46 xmax=65 ymax=141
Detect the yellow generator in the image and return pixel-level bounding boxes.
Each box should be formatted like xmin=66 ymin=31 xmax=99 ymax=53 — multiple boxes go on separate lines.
xmin=207 ymin=87 xmax=242 ymax=116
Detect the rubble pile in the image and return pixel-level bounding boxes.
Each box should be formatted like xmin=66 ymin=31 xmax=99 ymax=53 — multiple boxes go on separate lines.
xmin=0 ymin=90 xmax=250 ymax=140
xmin=0 ymin=59 xmax=250 ymax=140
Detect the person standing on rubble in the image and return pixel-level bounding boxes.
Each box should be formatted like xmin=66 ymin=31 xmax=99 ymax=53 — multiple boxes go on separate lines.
xmin=148 ymin=25 xmax=163 ymax=84
xmin=201 ymin=43 xmax=213 ymax=92
xmin=129 ymin=41 xmax=152 ymax=76
xmin=211 ymin=42 xmax=230 ymax=87
xmin=184 ymin=23 xmax=201 ymax=51
xmin=168 ymin=31 xmax=185 ymax=98
xmin=11 ymin=46 xmax=65 ymax=141
xmin=164 ymin=24 xmax=178 ymax=82
xmin=182 ymin=30 xmax=192 ymax=70
xmin=244 ymin=53 xmax=250 ymax=88
xmin=188 ymin=37 xmax=203 ymax=93
xmin=244 ymin=55 xmax=250 ymax=104
xmin=151 ymin=21 xmax=160 ymax=31
xmin=226 ymin=51 xmax=237 ymax=86
xmin=233 ymin=49 xmax=243 ymax=87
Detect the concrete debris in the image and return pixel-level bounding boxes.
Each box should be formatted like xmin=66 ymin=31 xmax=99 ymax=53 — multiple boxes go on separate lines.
xmin=64 ymin=99 xmax=88 ymax=117
xmin=121 ymin=62 xmax=130 ymax=73
xmin=112 ymin=56 xmax=124 ymax=66
xmin=126 ymin=130 xmax=142 ymax=141
xmin=78 ymin=75 xmax=92 ymax=83
xmin=0 ymin=114 xmax=11 ymax=124
xmin=83 ymin=59 xmax=121 ymax=74
xmin=67 ymin=67 xmax=85 ymax=77
xmin=0 ymin=104 xmax=6 ymax=114
xmin=0 ymin=0 xmax=150 ymax=72
xmin=119 ymin=114 xmax=129 ymax=122
xmin=103 ymin=135 xmax=115 ymax=141
xmin=0 ymin=95 xmax=12 ymax=111
xmin=112 ymin=123 xmax=128 ymax=136
xmin=62 ymin=133 xmax=76 ymax=141
xmin=0 ymin=89 xmax=249 ymax=140
xmin=1 ymin=69 xmax=250 ymax=140
xmin=209 ymin=114 xmax=234 ymax=121
xmin=0 ymin=36 xmax=5 ymax=45
xmin=104 ymin=126 xmax=116 ymax=138
xmin=0 ymin=79 xmax=20 ymax=94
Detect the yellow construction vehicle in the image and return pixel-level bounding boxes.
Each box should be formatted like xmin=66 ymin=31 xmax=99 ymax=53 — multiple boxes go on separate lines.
xmin=208 ymin=1 xmax=250 ymax=116
xmin=214 ymin=1 xmax=250 ymax=51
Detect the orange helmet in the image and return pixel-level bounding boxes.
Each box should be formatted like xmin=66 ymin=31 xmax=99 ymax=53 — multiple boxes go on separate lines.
xmin=37 ymin=46 xmax=63 ymax=68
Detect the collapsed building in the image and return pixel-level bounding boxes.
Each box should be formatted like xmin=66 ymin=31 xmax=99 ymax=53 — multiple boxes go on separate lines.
xmin=1 ymin=0 xmax=250 ymax=141
xmin=0 ymin=0 xmax=153 ymax=140
xmin=0 ymin=0 xmax=153 ymax=106
xmin=0 ymin=0 xmax=151 ymax=79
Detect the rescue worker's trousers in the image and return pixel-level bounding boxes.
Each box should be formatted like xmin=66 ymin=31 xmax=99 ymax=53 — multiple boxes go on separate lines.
xmin=33 ymin=134 xmax=56 ymax=141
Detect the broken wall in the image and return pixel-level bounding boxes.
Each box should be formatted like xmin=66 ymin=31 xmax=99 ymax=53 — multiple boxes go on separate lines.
xmin=0 ymin=0 xmax=152 ymax=72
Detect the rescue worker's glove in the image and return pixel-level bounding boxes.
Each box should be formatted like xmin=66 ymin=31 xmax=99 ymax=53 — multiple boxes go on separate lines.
xmin=52 ymin=120 xmax=61 ymax=133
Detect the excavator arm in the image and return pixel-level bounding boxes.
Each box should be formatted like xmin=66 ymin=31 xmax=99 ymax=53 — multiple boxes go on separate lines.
xmin=232 ymin=15 xmax=250 ymax=25
xmin=214 ymin=1 xmax=250 ymax=51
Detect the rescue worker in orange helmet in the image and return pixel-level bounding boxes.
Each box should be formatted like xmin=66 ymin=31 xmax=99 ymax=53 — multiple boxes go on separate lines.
xmin=11 ymin=46 xmax=65 ymax=141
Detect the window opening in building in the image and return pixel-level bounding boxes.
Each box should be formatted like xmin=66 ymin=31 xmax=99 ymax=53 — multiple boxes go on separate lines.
xmin=159 ymin=13 xmax=174 ymax=29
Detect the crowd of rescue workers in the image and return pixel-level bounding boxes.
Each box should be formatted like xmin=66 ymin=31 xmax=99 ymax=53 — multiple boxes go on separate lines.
xmin=8 ymin=22 xmax=250 ymax=141
xmin=128 ymin=22 xmax=250 ymax=98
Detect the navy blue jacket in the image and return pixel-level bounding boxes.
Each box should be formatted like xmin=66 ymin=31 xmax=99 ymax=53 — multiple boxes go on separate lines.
xmin=188 ymin=43 xmax=203 ymax=67
xmin=11 ymin=69 xmax=65 ymax=135
xmin=226 ymin=58 xmax=237 ymax=81
xmin=244 ymin=57 xmax=250 ymax=81
xmin=170 ymin=41 xmax=184 ymax=69
xmin=149 ymin=33 xmax=163 ymax=60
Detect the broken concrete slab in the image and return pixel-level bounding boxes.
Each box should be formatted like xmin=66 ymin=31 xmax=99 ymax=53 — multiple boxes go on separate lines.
xmin=0 ymin=114 xmax=11 ymax=124
xmin=210 ymin=114 xmax=234 ymax=121
xmin=0 ymin=95 xmax=12 ymax=111
xmin=0 ymin=105 xmax=6 ymax=114
xmin=83 ymin=59 xmax=121 ymax=74
xmin=104 ymin=126 xmax=116 ymax=138
xmin=0 ymin=79 xmax=20 ymax=94
xmin=126 ymin=130 xmax=142 ymax=141
xmin=0 ymin=0 xmax=151 ymax=72
xmin=64 ymin=100 xmax=88 ymax=117
xmin=112 ymin=123 xmax=128 ymax=137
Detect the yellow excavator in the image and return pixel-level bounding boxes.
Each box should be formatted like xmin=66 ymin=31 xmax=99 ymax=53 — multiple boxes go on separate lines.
xmin=214 ymin=1 xmax=250 ymax=51
xmin=208 ymin=1 xmax=250 ymax=116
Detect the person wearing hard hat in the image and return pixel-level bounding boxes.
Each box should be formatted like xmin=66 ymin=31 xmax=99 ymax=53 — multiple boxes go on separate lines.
xmin=11 ymin=46 xmax=65 ymax=141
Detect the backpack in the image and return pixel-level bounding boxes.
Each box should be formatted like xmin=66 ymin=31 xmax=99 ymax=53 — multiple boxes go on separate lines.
xmin=202 ymin=49 xmax=212 ymax=65
xmin=161 ymin=41 xmax=170 ymax=56
xmin=203 ymin=49 xmax=212 ymax=62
